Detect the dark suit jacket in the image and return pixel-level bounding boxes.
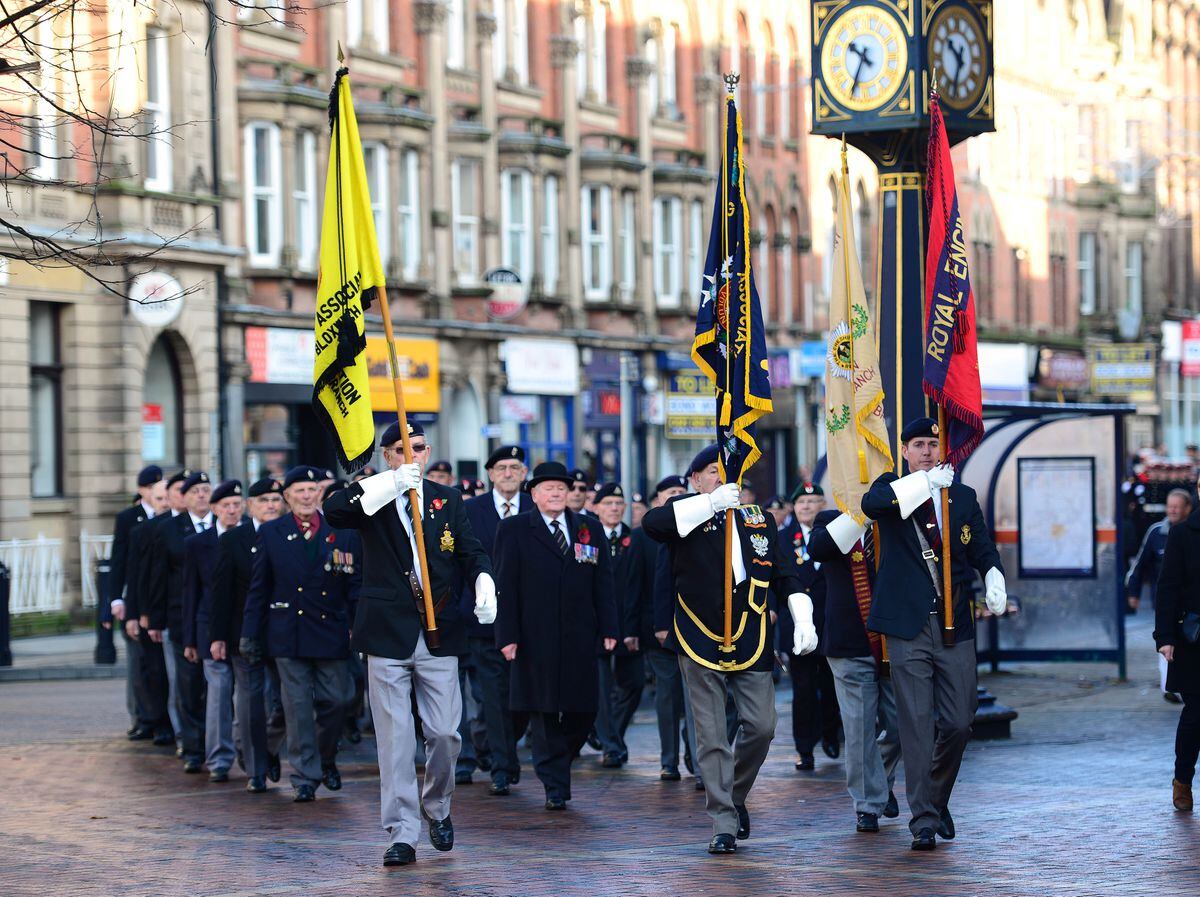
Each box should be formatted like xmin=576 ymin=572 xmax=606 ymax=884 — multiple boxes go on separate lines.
xmin=461 ymin=490 xmax=533 ymax=640
xmin=324 ymin=479 xmax=491 ymax=660
xmin=144 ymin=512 xmax=207 ymax=633
xmin=1154 ymin=509 xmax=1200 ymax=693
xmin=861 ymin=473 xmax=1002 ymax=641
xmin=494 ymin=509 xmax=618 ymax=713
xmin=598 ymin=521 xmax=642 ymax=654
xmin=626 ymin=527 xmax=661 ymax=646
xmin=774 ymin=519 xmax=829 ymax=657
xmin=209 ymin=522 xmax=257 ymax=652
xmin=106 ymin=503 xmax=153 ymax=620
xmin=807 ymin=509 xmax=876 ymax=658
xmin=182 ymin=527 xmax=221 ymax=657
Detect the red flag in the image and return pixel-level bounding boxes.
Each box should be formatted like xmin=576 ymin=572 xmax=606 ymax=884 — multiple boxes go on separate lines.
xmin=923 ymin=96 xmax=983 ymax=467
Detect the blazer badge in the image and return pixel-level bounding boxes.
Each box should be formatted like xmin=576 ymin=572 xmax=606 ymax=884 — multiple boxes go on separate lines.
xmin=960 ymin=524 xmax=972 ymax=546
xmin=749 ymin=534 xmax=770 ymax=557
xmin=440 ymin=526 xmax=455 ymax=552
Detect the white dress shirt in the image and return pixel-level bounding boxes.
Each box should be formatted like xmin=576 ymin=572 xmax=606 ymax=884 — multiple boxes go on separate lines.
xmin=188 ymin=511 xmax=213 ymax=533
xmin=542 ymin=511 xmax=571 ymax=548
xmin=140 ymin=501 xmax=156 ymax=519
xmin=395 ymin=485 xmax=425 ymax=588
xmin=493 ymin=490 xmax=520 ymax=519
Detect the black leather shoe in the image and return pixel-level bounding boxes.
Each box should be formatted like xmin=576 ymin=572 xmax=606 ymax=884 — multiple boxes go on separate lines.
xmin=544 ymin=797 xmax=567 ymax=811
xmin=796 ymin=753 xmax=815 ymax=771
xmin=937 ymin=807 xmax=955 ymax=840
xmin=345 ymin=729 xmax=363 ymax=745
xmin=455 ymin=771 xmax=472 ymax=785
xmin=734 ymin=804 xmax=750 ymax=840
xmin=152 ymin=730 xmax=174 ymax=747
xmin=660 ymin=767 xmax=681 ymax=781
xmin=478 ymin=756 xmax=492 ymax=772
xmin=208 ymin=769 xmax=229 ymax=783
xmin=322 ymin=763 xmax=342 ymax=791
xmin=489 ymin=776 xmax=510 ymax=796
xmin=856 ymin=812 xmax=879 ymax=833
xmin=586 ymin=731 xmax=603 ymax=751
xmin=601 ymin=752 xmax=624 ymax=768
xmin=246 ymin=776 xmax=267 ymax=793
xmin=883 ymin=791 xmax=900 ymax=818
xmin=707 ymin=833 xmax=737 ymax=854
xmin=183 ymin=759 xmax=202 ymax=774
xmin=426 ymin=814 xmax=454 ymax=852
xmin=822 ymin=737 xmax=841 ymax=759
xmin=267 ymin=753 xmax=281 ymax=783
xmin=127 ymin=726 xmax=154 ymax=741
xmin=293 ymin=784 xmax=316 ymax=802
xmin=695 ymin=778 xmax=705 ymax=791
xmin=383 ymin=842 xmax=415 ymax=866
xmin=911 ymin=828 xmax=937 ymax=851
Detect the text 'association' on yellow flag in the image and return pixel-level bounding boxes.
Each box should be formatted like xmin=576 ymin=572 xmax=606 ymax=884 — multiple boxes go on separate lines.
xmin=311 ymin=68 xmax=385 ymax=472
xmin=825 ymin=146 xmax=893 ymax=521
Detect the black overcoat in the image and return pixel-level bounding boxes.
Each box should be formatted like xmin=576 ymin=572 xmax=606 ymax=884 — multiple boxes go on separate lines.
xmin=1155 ymin=509 xmax=1200 ymax=693
xmin=209 ymin=522 xmax=257 ymax=653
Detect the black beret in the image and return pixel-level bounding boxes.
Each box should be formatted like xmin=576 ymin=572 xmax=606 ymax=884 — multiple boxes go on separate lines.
xmin=594 ymin=483 xmax=625 ymax=502
xmin=322 ymin=469 xmax=336 ymax=481
xmin=248 ymin=477 xmax=282 ymax=497
xmin=632 ymin=492 xmax=645 ymax=504
xmin=458 ymin=477 xmax=477 ymax=496
xmin=654 ymin=474 xmax=688 ymax=495
xmin=568 ymin=468 xmax=590 ymax=486
xmin=764 ymin=495 xmax=786 ymax=511
xmin=485 ymin=445 xmax=526 ymax=468
xmin=137 ymin=465 xmax=163 ymax=487
xmin=900 ymin=416 xmax=940 ymax=443
xmin=210 ymin=480 xmax=243 ymax=504
xmin=474 ymin=478 xmax=486 ymax=491
xmin=283 ymin=465 xmax=321 ymax=489
xmin=166 ymin=468 xmax=192 ymax=489
xmin=789 ymin=482 xmax=824 ymax=500
xmin=687 ymin=445 xmax=721 ymax=477
xmin=322 ymin=480 xmax=348 ymax=502
xmin=428 ymin=460 xmax=453 ymax=475
xmin=380 ymin=420 xmax=424 ymax=447
xmin=181 ymin=471 xmax=211 ymax=494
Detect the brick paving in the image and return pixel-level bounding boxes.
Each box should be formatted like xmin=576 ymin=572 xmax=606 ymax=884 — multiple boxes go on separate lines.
xmin=0 ymin=616 xmax=1193 ymax=897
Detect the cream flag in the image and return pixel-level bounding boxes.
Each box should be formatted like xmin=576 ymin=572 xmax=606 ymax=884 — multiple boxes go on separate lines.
xmin=825 ymin=148 xmax=893 ymax=521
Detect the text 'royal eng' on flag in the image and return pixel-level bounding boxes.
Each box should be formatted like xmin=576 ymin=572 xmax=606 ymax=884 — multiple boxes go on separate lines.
xmin=311 ymin=68 xmax=385 ymax=473
xmin=691 ymin=92 xmax=772 ymax=486
xmin=923 ymin=94 xmax=984 ymax=468
xmin=825 ymin=144 xmax=893 ymax=521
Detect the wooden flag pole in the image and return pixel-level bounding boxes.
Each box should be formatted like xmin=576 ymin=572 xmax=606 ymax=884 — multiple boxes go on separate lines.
xmin=377 ymin=284 xmax=439 ymax=649
xmin=719 ymin=73 xmax=739 ymax=662
xmin=938 ymin=404 xmax=954 ymax=648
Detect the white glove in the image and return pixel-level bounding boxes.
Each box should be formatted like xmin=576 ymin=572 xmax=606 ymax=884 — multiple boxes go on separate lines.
xmin=926 ymin=463 xmax=955 ymax=490
xmin=474 ymin=573 xmax=497 ymax=625
xmin=708 ymin=483 xmax=741 ymax=514
xmin=984 ymin=566 xmax=1007 ymax=615
xmin=825 ymin=513 xmax=868 ymax=555
xmin=787 ymin=593 xmax=819 ymax=656
xmin=394 ymin=463 xmax=422 ymax=492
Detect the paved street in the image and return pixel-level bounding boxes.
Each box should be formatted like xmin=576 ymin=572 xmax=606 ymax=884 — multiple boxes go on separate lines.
xmin=0 ymin=616 xmax=1192 ymax=897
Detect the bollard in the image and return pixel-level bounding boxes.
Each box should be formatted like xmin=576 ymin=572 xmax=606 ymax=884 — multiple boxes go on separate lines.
xmin=0 ymin=561 xmax=11 ymax=667
xmin=93 ymin=558 xmax=116 ymax=664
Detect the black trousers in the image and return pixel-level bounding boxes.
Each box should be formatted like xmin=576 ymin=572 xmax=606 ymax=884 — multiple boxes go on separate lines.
xmin=132 ymin=630 xmax=171 ymax=733
xmin=789 ymin=653 xmax=841 ymax=755
xmin=470 ymin=637 xmax=528 ymax=784
xmin=529 ymin=711 xmax=594 ymax=801
xmin=169 ymin=633 xmax=207 ymax=762
xmin=1176 ymin=692 xmax=1200 ymax=785
xmin=594 ymin=653 xmax=645 ymax=759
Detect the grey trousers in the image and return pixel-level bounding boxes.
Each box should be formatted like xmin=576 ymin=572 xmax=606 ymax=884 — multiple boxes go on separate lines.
xmin=122 ymin=628 xmax=148 ymax=727
xmin=369 ymin=636 xmax=461 ymax=847
xmin=827 ymin=655 xmax=903 ymax=815
xmin=275 ymin=656 xmax=353 ymax=790
xmin=887 ymin=616 xmax=978 ymax=834
xmin=679 ymin=657 xmax=776 ymax=836
xmin=646 ymin=647 xmax=685 ymax=768
xmin=202 ymin=658 xmax=236 ymax=773
xmin=160 ymin=628 xmax=184 ymax=739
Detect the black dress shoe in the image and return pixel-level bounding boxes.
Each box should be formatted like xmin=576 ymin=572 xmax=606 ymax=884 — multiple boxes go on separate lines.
xmin=586 ymin=731 xmax=603 ymax=751
xmin=911 ymin=828 xmax=937 ymax=851
xmin=383 ymin=842 xmax=415 ymax=866
xmin=489 ymin=777 xmax=510 ymax=796
xmin=246 ymin=776 xmax=267 ymax=793
xmin=601 ymin=752 xmax=624 ymax=768
xmin=683 ymin=748 xmax=695 ymax=775
xmin=796 ymin=753 xmax=815 ymax=771
xmin=695 ymin=778 xmax=706 ymax=791
xmin=856 ymin=812 xmax=879 ymax=833
xmin=345 ymin=729 xmax=363 ymax=745
xmin=822 ymin=737 xmax=841 ymax=759
xmin=660 ymin=767 xmax=682 ymax=781
xmin=937 ymin=807 xmax=955 ymax=840
xmin=183 ymin=759 xmax=202 ymax=774
xmin=322 ymin=763 xmax=342 ymax=791
xmin=455 ymin=771 xmax=472 ymax=785
xmin=426 ymin=814 xmax=454 ymax=852
xmin=152 ymin=730 xmax=174 ymax=747
xmin=267 ymin=753 xmax=281 ymax=783
xmin=209 ymin=769 xmax=229 ymax=783
xmin=734 ymin=804 xmax=750 ymax=840
xmin=293 ymin=784 xmax=316 ymax=802
xmin=478 ymin=756 xmax=493 ymax=772
xmin=883 ymin=791 xmax=900 ymax=819
xmin=127 ymin=726 xmax=154 ymax=741
xmin=707 ymin=833 xmax=737 ymax=854
xmin=511 ymin=769 xmax=521 ymax=785
xmin=544 ymin=797 xmax=567 ymax=811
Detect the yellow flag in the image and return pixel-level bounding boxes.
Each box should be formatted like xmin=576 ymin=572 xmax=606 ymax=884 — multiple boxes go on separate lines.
xmin=825 ymin=148 xmax=893 ymax=521
xmin=312 ymin=69 xmax=384 ymax=472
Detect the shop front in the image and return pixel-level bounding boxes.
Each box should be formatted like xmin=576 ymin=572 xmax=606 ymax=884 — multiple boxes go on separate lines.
xmin=499 ymin=338 xmax=579 ymax=468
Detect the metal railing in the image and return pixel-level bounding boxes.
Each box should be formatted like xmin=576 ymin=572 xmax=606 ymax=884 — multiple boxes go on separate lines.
xmin=0 ymin=536 xmax=65 ymax=615
xmin=79 ymin=531 xmax=113 ymax=609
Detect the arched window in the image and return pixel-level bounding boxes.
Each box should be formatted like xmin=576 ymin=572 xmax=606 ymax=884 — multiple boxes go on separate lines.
xmin=142 ymin=335 xmax=183 ymax=466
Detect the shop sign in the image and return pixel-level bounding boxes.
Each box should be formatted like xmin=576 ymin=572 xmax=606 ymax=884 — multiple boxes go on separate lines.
xmin=796 ymin=341 xmax=828 ymax=380
xmin=485 ymin=267 xmax=527 ymax=320
xmin=245 ymin=327 xmax=314 ymax=385
xmin=665 ymin=371 xmax=715 ymax=440
xmin=502 ymin=338 xmax=579 ymax=395
xmin=583 ymin=388 xmax=622 ymax=428
xmin=365 ymin=337 xmax=440 ymax=412
xmin=1162 ymin=320 xmax=1182 ymax=364
xmin=978 ymin=342 xmax=1030 ymax=401
xmin=141 ymin=403 xmax=165 ymax=461
xmin=128 ymin=271 xmax=185 ymax=329
xmin=1037 ymin=348 xmax=1090 ymax=392
xmin=1088 ymin=343 xmax=1157 ymax=396
xmin=1182 ymin=320 xmax=1200 ymax=376
xmin=500 ymin=394 xmax=539 ymax=424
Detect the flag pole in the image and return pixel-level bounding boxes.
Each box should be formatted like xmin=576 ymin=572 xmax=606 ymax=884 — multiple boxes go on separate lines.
xmin=938 ymin=403 xmax=953 ymax=648
xmin=720 ymin=73 xmax=738 ymax=660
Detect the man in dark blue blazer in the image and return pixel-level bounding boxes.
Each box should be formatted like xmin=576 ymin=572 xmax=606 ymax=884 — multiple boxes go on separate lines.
xmin=462 ymin=445 xmax=532 ymax=796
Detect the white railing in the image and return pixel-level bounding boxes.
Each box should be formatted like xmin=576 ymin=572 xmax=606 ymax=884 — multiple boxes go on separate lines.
xmin=79 ymin=531 xmax=114 ymax=609
xmin=0 ymin=536 xmax=65 ymax=615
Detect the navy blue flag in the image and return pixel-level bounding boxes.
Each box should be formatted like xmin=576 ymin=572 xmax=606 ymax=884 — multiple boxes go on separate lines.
xmin=691 ymin=94 xmax=773 ymax=485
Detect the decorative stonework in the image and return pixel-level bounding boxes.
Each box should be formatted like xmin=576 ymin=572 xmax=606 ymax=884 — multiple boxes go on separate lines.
xmin=625 ymin=56 xmax=654 ymax=85
xmin=550 ymin=35 xmax=581 ymax=69
xmin=475 ymin=11 xmax=497 ymax=39
xmin=414 ymin=0 xmax=449 ymax=35
xmin=694 ymin=72 xmax=723 ymax=102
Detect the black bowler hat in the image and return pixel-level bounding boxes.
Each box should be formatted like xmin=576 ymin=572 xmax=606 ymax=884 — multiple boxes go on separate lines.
xmin=528 ymin=461 xmax=575 ymax=490
xmin=486 ymin=445 xmax=526 ymax=468
xmin=137 ymin=465 xmax=163 ymax=488
xmin=283 ymin=465 xmax=321 ymax=489
xmin=654 ymin=474 xmax=687 ymax=495
xmin=248 ymin=477 xmax=282 ymax=497
xmin=687 ymin=445 xmax=721 ymax=477
xmin=764 ymin=495 xmax=786 ymax=511
xmin=181 ymin=471 xmax=211 ymax=495
xmin=210 ymin=480 xmax=243 ymax=504
xmin=594 ymin=483 xmax=625 ymax=502
xmin=900 ymin=416 xmax=940 ymax=443
xmin=166 ymin=468 xmax=192 ymax=489
xmin=380 ymin=420 xmax=424 ymax=448
xmin=428 ymin=460 xmax=453 ymax=475
xmin=789 ymin=482 xmax=824 ymax=501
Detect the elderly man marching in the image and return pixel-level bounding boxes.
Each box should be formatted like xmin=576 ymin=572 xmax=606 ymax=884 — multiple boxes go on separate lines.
xmin=643 ymin=445 xmax=814 ymax=855
xmin=324 ymin=421 xmax=494 ymax=868
xmin=861 ymin=417 xmax=1007 ymax=851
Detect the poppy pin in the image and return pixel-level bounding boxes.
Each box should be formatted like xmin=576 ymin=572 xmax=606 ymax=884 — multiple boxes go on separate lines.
xmin=578 ymin=526 xmax=591 ymax=545
xmin=432 ymin=498 xmax=445 ymax=511
xmin=621 ymin=536 xmax=631 ymax=548
xmin=326 ymin=533 xmax=336 ymax=544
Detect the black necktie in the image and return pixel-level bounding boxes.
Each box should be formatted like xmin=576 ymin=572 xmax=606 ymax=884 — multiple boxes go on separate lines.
xmin=551 ymin=519 xmax=569 ymax=556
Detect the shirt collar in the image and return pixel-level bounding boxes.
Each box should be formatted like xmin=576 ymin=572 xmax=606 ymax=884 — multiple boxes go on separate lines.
xmin=494 ymin=489 xmax=518 ymax=516
xmin=252 ymin=519 xmax=262 ymax=532
xmin=541 ymin=510 xmax=565 ymax=529
xmin=189 ymin=511 xmax=212 ymax=527
xmin=140 ymin=501 xmax=156 ymax=518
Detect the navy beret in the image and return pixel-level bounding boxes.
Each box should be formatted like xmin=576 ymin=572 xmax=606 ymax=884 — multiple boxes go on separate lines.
xmin=901 ymin=416 xmax=940 ymax=443
xmin=687 ymin=445 xmax=721 ymax=477
xmin=428 ymin=460 xmax=453 ymax=474
xmin=248 ymin=477 xmax=282 ymax=497
xmin=485 ymin=445 xmax=526 ymax=468
xmin=322 ymin=479 xmax=348 ymax=502
xmin=381 ymin=420 xmax=424 ymax=447
xmin=568 ymin=468 xmax=590 ymax=486
xmin=210 ymin=480 xmax=243 ymax=504
xmin=283 ymin=466 xmax=321 ymax=489
xmin=789 ymin=481 xmax=824 ymax=500
xmin=166 ymin=468 xmax=192 ymax=489
xmin=632 ymin=492 xmax=645 ymax=504
xmin=594 ymin=483 xmax=625 ymax=502
xmin=654 ymin=475 xmax=688 ymax=495
xmin=137 ymin=465 xmax=163 ymax=487
xmin=764 ymin=495 xmax=786 ymax=511
xmin=181 ymin=471 xmax=211 ymax=494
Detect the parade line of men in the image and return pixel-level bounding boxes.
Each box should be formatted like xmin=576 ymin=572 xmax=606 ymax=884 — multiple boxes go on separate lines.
xmin=104 ymin=416 xmax=1006 ymax=865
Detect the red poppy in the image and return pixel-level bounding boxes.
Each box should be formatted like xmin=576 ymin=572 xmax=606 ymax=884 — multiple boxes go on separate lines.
xmin=578 ymin=526 xmax=591 ymax=545
xmin=621 ymin=536 xmax=632 ymax=548
xmin=326 ymin=533 xmax=336 ymax=544
xmin=793 ymin=532 xmax=803 ymax=544
xmin=432 ymin=498 xmax=445 ymax=510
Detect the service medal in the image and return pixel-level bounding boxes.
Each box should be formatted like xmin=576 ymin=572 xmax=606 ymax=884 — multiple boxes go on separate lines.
xmin=440 ymin=527 xmax=455 ymax=552
xmin=750 ymin=534 xmax=769 ymax=557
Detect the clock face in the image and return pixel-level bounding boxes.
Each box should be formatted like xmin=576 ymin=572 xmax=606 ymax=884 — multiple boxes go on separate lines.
xmin=928 ymin=6 xmax=987 ymax=110
xmin=819 ymin=5 xmax=910 ymax=112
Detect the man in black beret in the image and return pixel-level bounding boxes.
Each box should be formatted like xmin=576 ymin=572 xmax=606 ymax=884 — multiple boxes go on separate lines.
xmin=861 ymin=416 xmax=1006 ymax=850
xmin=565 ymin=468 xmax=591 ymax=514
xmin=426 ymin=460 xmax=454 ymax=487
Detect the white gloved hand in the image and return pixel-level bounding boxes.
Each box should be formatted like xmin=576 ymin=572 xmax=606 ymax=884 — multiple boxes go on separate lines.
xmin=787 ymin=593 xmax=819 ymax=656
xmin=708 ymin=483 xmax=741 ymax=514
xmin=826 ymin=513 xmax=868 ymax=555
xmin=394 ymin=463 xmax=422 ymax=493
xmin=474 ymin=572 xmax=497 ymax=625
xmin=926 ymin=463 xmax=955 ymax=490
xmin=984 ymin=566 xmax=1007 ymax=615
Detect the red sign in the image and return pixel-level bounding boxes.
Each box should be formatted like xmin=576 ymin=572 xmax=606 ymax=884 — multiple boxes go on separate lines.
xmin=142 ymin=403 xmax=163 ymax=424
xmin=1182 ymin=320 xmax=1200 ymax=376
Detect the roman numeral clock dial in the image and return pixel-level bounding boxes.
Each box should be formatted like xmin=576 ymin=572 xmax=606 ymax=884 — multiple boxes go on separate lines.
xmin=819 ymin=5 xmax=909 ymax=113
xmin=929 ymin=5 xmax=987 ymax=110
